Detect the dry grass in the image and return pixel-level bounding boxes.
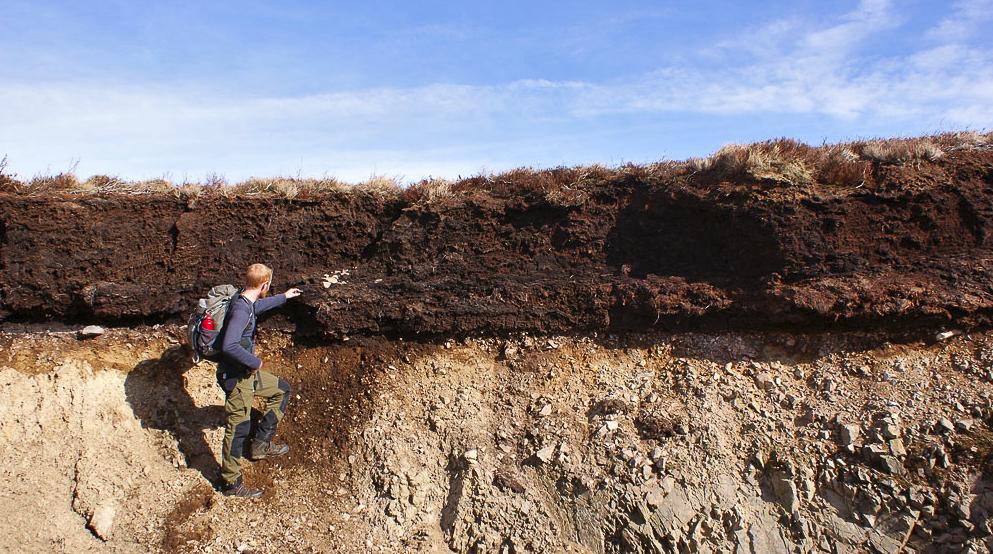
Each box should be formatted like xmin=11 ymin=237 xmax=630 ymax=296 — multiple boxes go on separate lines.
xmin=847 ymin=131 xmax=991 ymax=166
xmin=686 ymin=131 xmax=991 ymax=188
xmin=227 ymin=175 xmax=402 ymax=199
xmin=0 ymin=155 xmax=19 ymax=192
xmin=357 ymin=175 xmax=403 ymax=197
xmin=403 ymin=162 xmax=678 ymax=204
xmin=688 ymin=139 xmax=816 ymax=186
xmin=0 ymin=131 xmax=988 ymax=198
xmin=0 ymin=171 xmax=403 ymax=200
xmin=857 ymin=138 xmax=944 ymax=164
xmin=77 ymin=175 xmax=177 ymax=195
xmin=933 ymin=130 xmax=992 ymax=150
xmin=230 ymin=177 xmax=329 ymax=199
xmin=403 ymin=178 xmax=455 ymax=203
xmin=25 ymin=173 xmax=81 ymax=195
xmin=19 ymin=173 xmax=182 ymax=196
xmin=816 ymin=146 xmax=871 ymax=187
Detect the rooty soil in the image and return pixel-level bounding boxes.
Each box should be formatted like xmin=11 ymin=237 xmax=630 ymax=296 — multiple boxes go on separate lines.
xmin=2 ymin=149 xmax=992 ymax=337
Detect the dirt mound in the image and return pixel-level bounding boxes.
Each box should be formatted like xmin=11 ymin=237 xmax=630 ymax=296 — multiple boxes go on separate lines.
xmin=2 ymin=141 xmax=992 ymax=336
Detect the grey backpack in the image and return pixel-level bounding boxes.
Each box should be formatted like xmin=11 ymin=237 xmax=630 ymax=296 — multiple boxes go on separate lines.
xmin=187 ymin=284 xmax=240 ymax=362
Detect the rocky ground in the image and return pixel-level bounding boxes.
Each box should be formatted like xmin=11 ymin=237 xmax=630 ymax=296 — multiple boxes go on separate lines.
xmin=3 ymin=324 xmax=993 ymax=553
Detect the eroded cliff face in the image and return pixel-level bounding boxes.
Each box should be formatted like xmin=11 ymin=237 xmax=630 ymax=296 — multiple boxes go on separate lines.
xmin=2 ymin=147 xmax=992 ymax=337
xmin=3 ymin=139 xmax=993 ymax=553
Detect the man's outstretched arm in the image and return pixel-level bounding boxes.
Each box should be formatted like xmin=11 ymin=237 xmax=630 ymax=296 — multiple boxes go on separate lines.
xmin=254 ymin=293 xmax=286 ymax=315
xmin=255 ymin=288 xmax=301 ymax=315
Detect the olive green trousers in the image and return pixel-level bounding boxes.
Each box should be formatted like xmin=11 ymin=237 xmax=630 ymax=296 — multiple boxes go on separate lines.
xmin=219 ymin=370 xmax=291 ymax=486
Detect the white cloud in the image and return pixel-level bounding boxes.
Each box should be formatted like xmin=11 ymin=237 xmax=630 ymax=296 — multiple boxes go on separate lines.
xmin=571 ymin=0 xmax=992 ymax=123
xmin=801 ymin=0 xmax=894 ymax=57
xmin=1 ymin=0 xmax=991 ymax=181
xmin=928 ymin=0 xmax=993 ymax=41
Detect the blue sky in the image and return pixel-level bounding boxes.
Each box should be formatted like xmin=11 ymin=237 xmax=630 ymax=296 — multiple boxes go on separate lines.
xmin=1 ymin=0 xmax=991 ymax=183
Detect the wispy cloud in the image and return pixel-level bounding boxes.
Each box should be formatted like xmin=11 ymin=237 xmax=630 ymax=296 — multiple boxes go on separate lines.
xmin=928 ymin=0 xmax=993 ymax=41
xmin=801 ymin=0 xmax=895 ymax=57
xmin=1 ymin=0 xmax=990 ymax=181
xmin=572 ymin=0 xmax=992 ymax=122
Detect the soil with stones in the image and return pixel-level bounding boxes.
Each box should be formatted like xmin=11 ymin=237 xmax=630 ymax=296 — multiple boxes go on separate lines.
xmin=5 ymin=325 xmax=993 ymax=553
xmin=2 ymin=148 xmax=992 ymax=337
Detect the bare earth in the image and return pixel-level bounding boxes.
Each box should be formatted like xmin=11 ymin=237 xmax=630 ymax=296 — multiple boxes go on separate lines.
xmin=2 ymin=324 xmax=993 ymax=553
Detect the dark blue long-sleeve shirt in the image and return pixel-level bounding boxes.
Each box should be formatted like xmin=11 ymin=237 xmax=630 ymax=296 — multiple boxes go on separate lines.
xmin=219 ymin=292 xmax=287 ymax=375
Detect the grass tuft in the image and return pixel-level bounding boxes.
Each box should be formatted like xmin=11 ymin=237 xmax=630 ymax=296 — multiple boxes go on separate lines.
xmin=355 ymin=175 xmax=403 ymax=197
xmin=816 ymin=146 xmax=870 ymax=187
xmin=232 ymin=177 xmax=349 ymax=199
xmin=934 ymin=131 xmax=992 ymax=150
xmin=25 ymin=173 xmax=81 ymax=195
xmin=689 ymin=139 xmax=815 ymax=186
xmin=0 ymin=155 xmax=19 ymax=192
xmin=857 ymin=138 xmax=944 ymax=164
xmin=402 ymin=178 xmax=456 ymax=204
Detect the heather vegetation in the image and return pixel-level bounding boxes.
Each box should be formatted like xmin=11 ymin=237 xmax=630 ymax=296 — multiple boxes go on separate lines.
xmin=0 ymin=132 xmax=989 ymax=200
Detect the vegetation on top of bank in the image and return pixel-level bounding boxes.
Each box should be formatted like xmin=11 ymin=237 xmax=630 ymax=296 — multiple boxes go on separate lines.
xmin=1 ymin=131 xmax=989 ymax=201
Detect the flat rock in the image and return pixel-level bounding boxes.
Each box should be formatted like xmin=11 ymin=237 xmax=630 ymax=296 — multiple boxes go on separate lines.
xmin=771 ymin=475 xmax=800 ymax=514
xmin=754 ymin=372 xmax=775 ymax=391
xmin=839 ymin=424 xmax=860 ymax=446
xmin=936 ymin=418 xmax=955 ymax=434
xmin=88 ymin=502 xmax=116 ymax=541
xmin=535 ymin=445 xmax=555 ymax=464
xmin=935 ymin=330 xmax=960 ymax=341
xmin=880 ymin=423 xmax=900 ymax=440
xmin=493 ymin=469 xmax=526 ymax=494
xmin=79 ymin=325 xmax=106 ymax=338
xmin=877 ymin=455 xmax=905 ymax=475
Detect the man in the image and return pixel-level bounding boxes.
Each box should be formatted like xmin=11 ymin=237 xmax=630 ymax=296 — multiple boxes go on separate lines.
xmin=217 ymin=263 xmax=301 ymax=497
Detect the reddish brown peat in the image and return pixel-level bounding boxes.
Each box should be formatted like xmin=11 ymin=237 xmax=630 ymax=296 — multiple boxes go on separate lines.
xmin=1 ymin=148 xmax=992 ymax=337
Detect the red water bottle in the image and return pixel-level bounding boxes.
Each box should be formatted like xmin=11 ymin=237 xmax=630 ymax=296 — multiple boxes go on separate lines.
xmin=202 ymin=314 xmax=215 ymax=331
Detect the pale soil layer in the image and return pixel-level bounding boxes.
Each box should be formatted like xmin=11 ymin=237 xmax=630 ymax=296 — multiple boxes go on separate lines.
xmin=3 ymin=325 xmax=993 ymax=553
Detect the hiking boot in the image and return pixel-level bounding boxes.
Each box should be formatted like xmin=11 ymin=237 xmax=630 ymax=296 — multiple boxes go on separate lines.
xmin=220 ymin=482 xmax=262 ymax=498
xmin=249 ymin=439 xmax=289 ymax=461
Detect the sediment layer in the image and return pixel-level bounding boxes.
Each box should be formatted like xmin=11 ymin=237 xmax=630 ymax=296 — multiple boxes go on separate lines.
xmin=1 ymin=147 xmax=992 ymax=337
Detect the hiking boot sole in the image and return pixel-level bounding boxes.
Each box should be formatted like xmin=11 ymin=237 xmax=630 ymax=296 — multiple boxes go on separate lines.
xmin=220 ymin=485 xmax=263 ymax=498
xmin=249 ymin=444 xmax=289 ymax=461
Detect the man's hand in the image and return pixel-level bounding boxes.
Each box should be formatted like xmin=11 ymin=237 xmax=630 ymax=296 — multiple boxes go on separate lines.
xmin=284 ymin=288 xmax=302 ymax=299
xmin=250 ymin=360 xmax=262 ymax=374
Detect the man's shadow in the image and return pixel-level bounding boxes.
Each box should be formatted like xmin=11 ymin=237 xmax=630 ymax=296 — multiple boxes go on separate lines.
xmin=124 ymin=345 xmax=225 ymax=485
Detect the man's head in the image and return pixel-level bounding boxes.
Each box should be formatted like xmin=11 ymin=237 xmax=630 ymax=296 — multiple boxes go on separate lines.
xmin=246 ymin=263 xmax=273 ymax=298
